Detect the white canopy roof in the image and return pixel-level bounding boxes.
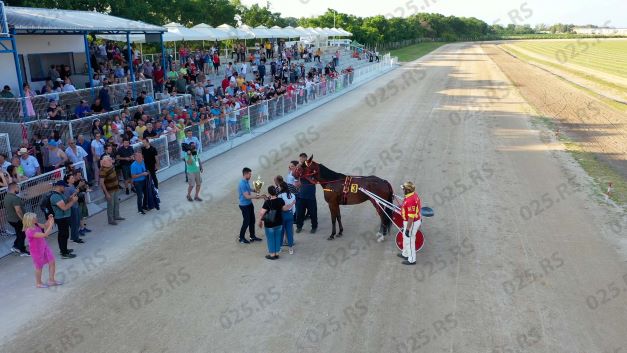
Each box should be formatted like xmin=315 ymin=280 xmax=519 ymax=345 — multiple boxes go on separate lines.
xmin=5 ymin=6 xmax=165 ymax=34
xmin=96 ymin=24 xmax=352 ymax=43
xmin=191 ymin=23 xmax=230 ymax=41
xmin=216 ymin=24 xmax=255 ymax=39
xmin=164 ymin=22 xmax=207 ymax=41
xmin=251 ymin=25 xmax=274 ymax=38
xmin=96 ymin=30 xmax=183 ymax=43
xmin=294 ymin=26 xmax=312 ymax=36
xmin=337 ymin=27 xmax=353 ymax=36
xmin=282 ymin=26 xmax=302 ymax=38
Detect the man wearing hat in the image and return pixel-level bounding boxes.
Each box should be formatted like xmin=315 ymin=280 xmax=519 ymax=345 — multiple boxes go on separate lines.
xmin=50 ymin=180 xmax=78 ymax=258
xmin=399 ymin=181 xmax=421 ymax=265
xmin=18 ymin=148 xmax=40 ymax=178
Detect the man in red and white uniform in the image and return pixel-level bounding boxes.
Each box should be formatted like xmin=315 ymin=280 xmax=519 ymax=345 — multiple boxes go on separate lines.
xmin=400 ymin=181 xmax=421 ymax=265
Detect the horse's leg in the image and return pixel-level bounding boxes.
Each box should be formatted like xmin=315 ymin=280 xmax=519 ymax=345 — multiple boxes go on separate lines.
xmin=328 ymin=202 xmax=336 ymax=240
xmin=369 ymin=199 xmax=386 ymax=241
xmin=336 ymin=206 xmax=343 ymax=237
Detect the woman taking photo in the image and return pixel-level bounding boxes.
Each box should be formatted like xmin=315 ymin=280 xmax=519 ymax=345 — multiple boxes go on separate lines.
xmin=23 ymin=213 xmax=61 ymax=288
xmin=258 ymin=186 xmax=288 ymax=260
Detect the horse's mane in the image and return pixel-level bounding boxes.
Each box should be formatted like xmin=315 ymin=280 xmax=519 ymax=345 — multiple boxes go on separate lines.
xmin=318 ymin=163 xmax=346 ymax=181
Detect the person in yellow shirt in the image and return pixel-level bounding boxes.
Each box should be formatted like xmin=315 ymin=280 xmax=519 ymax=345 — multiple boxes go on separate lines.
xmin=135 ymin=120 xmax=147 ymax=138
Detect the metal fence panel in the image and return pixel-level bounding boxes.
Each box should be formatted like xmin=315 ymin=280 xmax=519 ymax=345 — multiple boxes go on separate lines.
xmin=0 ymin=80 xmax=154 ymax=122
xmin=0 ymin=133 xmax=11 ymax=158
xmin=0 ymin=164 xmax=68 ymax=235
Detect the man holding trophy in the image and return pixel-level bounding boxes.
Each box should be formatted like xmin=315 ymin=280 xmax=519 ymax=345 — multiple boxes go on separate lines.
xmin=238 ymin=167 xmax=265 ymax=244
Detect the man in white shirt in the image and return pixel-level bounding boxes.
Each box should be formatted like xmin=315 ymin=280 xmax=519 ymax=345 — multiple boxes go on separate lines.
xmin=62 ymin=78 xmax=76 ymax=92
xmin=18 ymin=148 xmax=40 ymax=177
xmin=65 ymin=139 xmax=88 ymax=165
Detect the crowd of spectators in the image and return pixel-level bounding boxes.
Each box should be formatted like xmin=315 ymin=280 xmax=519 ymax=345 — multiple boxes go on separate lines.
xmin=0 ymin=41 xmax=365 ymax=202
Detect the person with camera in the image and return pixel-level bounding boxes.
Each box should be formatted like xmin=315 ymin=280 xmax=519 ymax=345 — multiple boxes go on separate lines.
xmin=185 ymin=144 xmax=203 ymax=202
xmin=50 ymin=180 xmax=78 ymax=258
xmin=47 ymin=100 xmax=65 ymax=121
xmin=62 ymin=173 xmax=83 ymax=244
xmin=182 ymin=129 xmax=200 ymax=182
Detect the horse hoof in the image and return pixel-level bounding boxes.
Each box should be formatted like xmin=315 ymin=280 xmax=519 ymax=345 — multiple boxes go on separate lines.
xmin=328 ymin=235 xmax=335 ymax=240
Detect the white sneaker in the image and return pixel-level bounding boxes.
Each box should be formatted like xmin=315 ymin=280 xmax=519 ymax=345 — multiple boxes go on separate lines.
xmin=10 ymin=247 xmax=20 ymax=254
xmin=376 ymin=234 xmax=385 ymax=243
xmin=289 ymin=248 xmax=294 ymax=255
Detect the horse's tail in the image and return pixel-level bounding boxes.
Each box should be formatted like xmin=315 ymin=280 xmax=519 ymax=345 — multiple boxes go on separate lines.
xmin=384 ymin=180 xmax=395 ymax=231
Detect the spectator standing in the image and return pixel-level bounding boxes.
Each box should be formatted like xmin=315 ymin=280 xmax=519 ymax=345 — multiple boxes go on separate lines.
xmin=76 ymin=134 xmax=93 ymax=181
xmin=238 ymin=167 xmax=263 ymax=244
xmin=18 ymin=148 xmax=40 ymax=177
xmin=65 ymin=139 xmax=88 ymax=165
xmin=23 ymin=213 xmax=60 ymax=288
xmin=4 ymin=182 xmax=29 ymax=256
xmin=72 ymin=170 xmax=92 ymax=235
xmin=258 ymin=186 xmax=285 ymax=260
xmin=131 ymin=152 xmax=149 ymax=215
xmin=100 ymin=155 xmax=124 ymax=225
xmin=117 ymin=138 xmax=135 ymax=194
xmin=154 ymin=64 xmax=165 ymax=93
xmin=21 ymin=84 xmax=36 ymax=120
xmin=277 ymin=180 xmax=296 ymax=254
xmin=99 ymin=82 xmax=112 ymax=111
xmin=91 ymin=133 xmax=105 ymax=183
xmin=295 ymin=153 xmax=318 ymax=234
xmin=45 ymin=140 xmax=68 ymax=173
xmin=50 ymin=180 xmax=78 ymax=258
xmin=63 ymin=174 xmax=83 ymax=244
xmin=185 ymin=144 xmax=203 ymax=202
xmin=141 ymin=138 xmax=159 ymax=188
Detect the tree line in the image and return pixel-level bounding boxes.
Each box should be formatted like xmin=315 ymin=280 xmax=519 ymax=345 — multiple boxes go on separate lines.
xmin=5 ymin=0 xmax=587 ymax=46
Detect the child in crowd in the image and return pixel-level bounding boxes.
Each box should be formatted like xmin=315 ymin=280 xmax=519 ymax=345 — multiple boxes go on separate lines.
xmin=23 ymin=213 xmax=61 ymax=288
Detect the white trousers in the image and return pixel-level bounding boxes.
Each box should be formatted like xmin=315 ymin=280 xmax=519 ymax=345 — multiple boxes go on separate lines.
xmin=402 ymin=219 xmax=422 ymax=263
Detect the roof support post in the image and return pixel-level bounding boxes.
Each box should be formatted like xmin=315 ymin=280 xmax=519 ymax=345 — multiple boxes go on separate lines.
xmin=83 ymin=33 xmax=94 ymax=98
xmin=126 ymin=32 xmax=135 ymax=98
xmin=9 ymin=28 xmax=27 ymax=118
xmin=160 ymin=32 xmax=166 ymax=77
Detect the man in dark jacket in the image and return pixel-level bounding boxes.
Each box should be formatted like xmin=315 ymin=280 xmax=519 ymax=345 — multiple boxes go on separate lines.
xmin=295 ymin=153 xmax=317 ymax=234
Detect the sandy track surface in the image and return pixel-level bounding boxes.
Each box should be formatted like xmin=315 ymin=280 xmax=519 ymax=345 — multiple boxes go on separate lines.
xmin=1 ymin=42 xmax=626 ymax=353
xmin=483 ymin=43 xmax=627 ymax=182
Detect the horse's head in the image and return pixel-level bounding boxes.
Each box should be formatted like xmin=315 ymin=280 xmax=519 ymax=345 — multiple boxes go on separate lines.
xmin=293 ymin=155 xmax=319 ymax=182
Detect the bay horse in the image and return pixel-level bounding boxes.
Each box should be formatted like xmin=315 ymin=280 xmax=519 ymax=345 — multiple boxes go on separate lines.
xmin=293 ymin=155 xmax=394 ymax=240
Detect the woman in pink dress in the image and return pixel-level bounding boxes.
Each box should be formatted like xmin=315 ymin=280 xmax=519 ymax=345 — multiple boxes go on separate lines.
xmin=23 ymin=213 xmax=61 ymax=288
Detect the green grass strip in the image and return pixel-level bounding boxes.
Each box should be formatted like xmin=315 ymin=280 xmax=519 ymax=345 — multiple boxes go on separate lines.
xmin=390 ymin=42 xmax=447 ymax=62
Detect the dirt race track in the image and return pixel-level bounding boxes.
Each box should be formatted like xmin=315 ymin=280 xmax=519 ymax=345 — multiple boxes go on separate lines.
xmin=1 ymin=42 xmax=627 ymax=353
xmin=483 ymin=42 xmax=627 ymax=182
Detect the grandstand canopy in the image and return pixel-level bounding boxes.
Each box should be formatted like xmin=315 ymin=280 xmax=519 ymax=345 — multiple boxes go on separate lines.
xmin=5 ymin=6 xmax=165 ymax=34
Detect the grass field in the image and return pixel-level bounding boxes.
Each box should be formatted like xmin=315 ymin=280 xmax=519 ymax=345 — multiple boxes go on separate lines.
xmin=502 ymin=39 xmax=627 ymax=79
xmin=390 ymin=42 xmax=446 ymax=62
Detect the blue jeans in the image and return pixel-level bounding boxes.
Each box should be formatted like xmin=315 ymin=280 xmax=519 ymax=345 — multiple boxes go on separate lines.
xmin=133 ymin=180 xmax=146 ymax=212
xmin=70 ymin=206 xmax=81 ymax=241
xmin=282 ymin=211 xmax=294 ymax=247
xmin=264 ymin=225 xmax=282 ymax=254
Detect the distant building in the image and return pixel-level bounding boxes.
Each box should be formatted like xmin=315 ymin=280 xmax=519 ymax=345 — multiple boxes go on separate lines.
xmin=573 ymin=27 xmax=627 ymax=35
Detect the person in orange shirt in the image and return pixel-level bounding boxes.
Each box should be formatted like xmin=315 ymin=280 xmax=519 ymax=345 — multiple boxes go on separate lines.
xmin=399 ymin=181 xmax=421 ymax=265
